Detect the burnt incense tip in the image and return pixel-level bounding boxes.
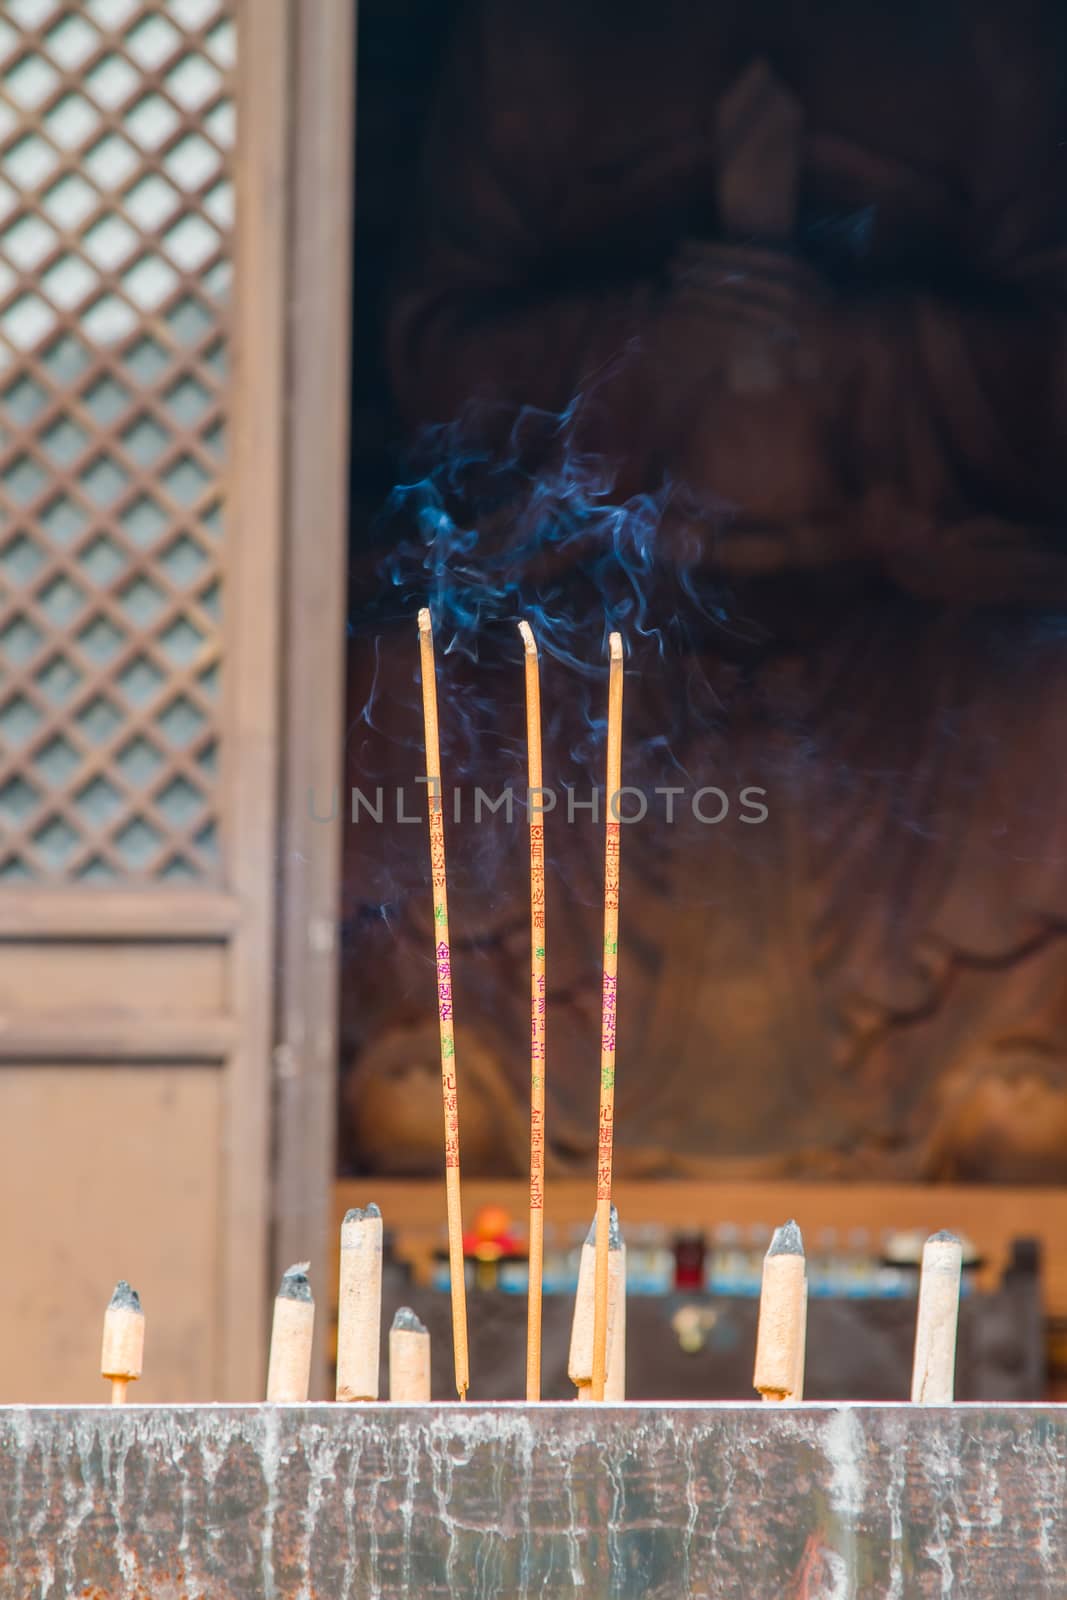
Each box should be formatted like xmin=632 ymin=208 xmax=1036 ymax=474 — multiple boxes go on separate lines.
xmin=417 ymin=606 xmax=431 ymax=633
xmin=518 ymin=619 xmax=538 ymax=654
xmin=608 ymin=631 xmax=623 ymax=661
xmin=767 ymin=1219 xmax=804 ymax=1258
xmin=585 ymin=1204 xmax=622 ymax=1249
xmin=277 ymin=1262 xmax=312 ymax=1302
xmin=927 ymin=1229 xmax=962 ymax=1246
xmin=343 ymin=1203 xmax=381 ymax=1224
xmin=108 ymin=1280 xmax=142 ymax=1314
xmin=391 ymin=1306 xmax=427 ymax=1335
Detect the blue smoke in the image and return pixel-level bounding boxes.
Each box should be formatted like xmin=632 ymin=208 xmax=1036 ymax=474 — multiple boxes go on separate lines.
xmin=373 ymin=395 xmax=732 ymax=676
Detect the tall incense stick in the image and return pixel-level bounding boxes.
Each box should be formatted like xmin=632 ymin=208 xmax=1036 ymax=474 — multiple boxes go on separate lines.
xmin=417 ymin=607 xmax=470 ymax=1399
xmin=519 ymin=619 xmax=546 ymax=1400
xmin=591 ymin=631 xmax=624 ymax=1400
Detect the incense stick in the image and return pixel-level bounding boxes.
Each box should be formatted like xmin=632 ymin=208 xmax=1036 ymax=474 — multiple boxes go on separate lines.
xmin=605 ymin=1222 xmax=628 ymax=1402
xmin=591 ymin=631 xmax=624 ymax=1401
xmin=101 ymin=1280 xmax=144 ymax=1405
xmin=266 ymin=1263 xmax=314 ymax=1403
xmin=519 ymin=619 xmax=547 ymax=1401
xmin=569 ymin=1207 xmax=624 ymax=1400
xmin=911 ymin=1230 xmax=963 ymax=1403
xmin=753 ymin=1220 xmax=807 ymax=1402
xmin=336 ymin=1204 xmax=382 ymax=1401
xmin=417 ymin=607 xmax=470 ymax=1399
xmin=390 ymin=1307 xmax=432 ymax=1402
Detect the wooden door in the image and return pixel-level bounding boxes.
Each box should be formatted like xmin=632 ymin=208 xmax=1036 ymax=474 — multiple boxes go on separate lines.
xmin=0 ymin=0 xmax=302 ymax=1401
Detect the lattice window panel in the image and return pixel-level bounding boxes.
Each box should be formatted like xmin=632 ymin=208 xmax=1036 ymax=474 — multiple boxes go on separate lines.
xmin=0 ymin=0 xmax=234 ymax=885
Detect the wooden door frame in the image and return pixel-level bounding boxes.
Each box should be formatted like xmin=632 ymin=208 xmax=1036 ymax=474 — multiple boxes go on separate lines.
xmin=225 ymin=0 xmax=289 ymax=1398
xmin=266 ymin=0 xmax=356 ymax=1397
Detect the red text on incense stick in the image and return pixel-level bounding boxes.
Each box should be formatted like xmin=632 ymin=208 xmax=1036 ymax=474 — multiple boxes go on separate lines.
xmin=528 ymin=820 xmax=546 ymax=1207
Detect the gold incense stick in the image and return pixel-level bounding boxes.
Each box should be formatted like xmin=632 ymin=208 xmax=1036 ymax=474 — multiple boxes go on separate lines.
xmin=591 ymin=631 xmax=624 ymax=1400
xmin=417 ymin=607 xmax=470 ymax=1399
xmin=519 ymin=619 xmax=546 ymax=1400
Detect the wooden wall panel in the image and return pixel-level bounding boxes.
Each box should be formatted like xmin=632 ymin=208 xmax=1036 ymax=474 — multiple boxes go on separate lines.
xmin=0 ymin=1063 xmax=221 ymax=1402
xmin=0 ymin=938 xmax=227 ymax=1013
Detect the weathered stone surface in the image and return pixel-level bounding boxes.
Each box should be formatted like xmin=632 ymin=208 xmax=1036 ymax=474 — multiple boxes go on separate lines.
xmin=1 ymin=1403 xmax=1065 ymax=1597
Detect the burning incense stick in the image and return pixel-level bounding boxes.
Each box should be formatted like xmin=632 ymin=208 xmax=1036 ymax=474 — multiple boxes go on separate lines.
xmin=336 ymin=1205 xmax=382 ymax=1401
xmin=911 ymin=1230 xmax=963 ymax=1403
xmin=101 ymin=1280 xmax=144 ymax=1405
xmin=753 ymin=1220 xmax=807 ymax=1402
xmin=417 ymin=606 xmax=470 ymax=1399
xmin=519 ymin=619 xmax=547 ymax=1401
xmin=591 ymin=630 xmax=624 ymax=1401
xmin=266 ymin=1263 xmax=314 ymax=1402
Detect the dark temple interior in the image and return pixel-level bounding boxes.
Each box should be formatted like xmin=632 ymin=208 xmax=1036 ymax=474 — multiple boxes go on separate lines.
xmin=340 ymin=0 xmax=1067 ymax=1194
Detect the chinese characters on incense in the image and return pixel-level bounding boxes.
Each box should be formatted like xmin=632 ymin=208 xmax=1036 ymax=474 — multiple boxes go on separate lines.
xmin=417 ymin=608 xmax=470 ymax=1399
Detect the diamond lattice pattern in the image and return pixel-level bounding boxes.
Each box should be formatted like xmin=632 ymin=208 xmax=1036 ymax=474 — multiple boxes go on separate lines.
xmin=0 ymin=0 xmax=233 ymax=883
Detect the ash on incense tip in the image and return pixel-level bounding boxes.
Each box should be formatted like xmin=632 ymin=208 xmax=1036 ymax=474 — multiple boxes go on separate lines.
xmin=767 ymin=1219 xmax=804 ymax=1257
xmin=928 ymin=1229 xmax=962 ymax=1244
xmin=344 ymin=1203 xmax=381 ymax=1224
xmin=108 ymin=1280 xmax=142 ymax=1313
xmin=277 ymin=1263 xmax=313 ymax=1302
xmin=392 ymin=1307 xmax=428 ymax=1335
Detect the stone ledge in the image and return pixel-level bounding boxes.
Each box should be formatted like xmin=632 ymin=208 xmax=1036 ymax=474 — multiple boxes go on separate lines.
xmin=1 ymin=1403 xmax=1063 ymax=1597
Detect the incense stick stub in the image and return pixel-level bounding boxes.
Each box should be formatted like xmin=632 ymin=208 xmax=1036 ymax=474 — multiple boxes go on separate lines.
xmin=266 ymin=1263 xmax=315 ymax=1403
xmin=591 ymin=631 xmax=625 ymax=1401
xmin=911 ymin=1230 xmax=963 ymax=1404
xmin=792 ymin=1270 xmax=808 ymax=1402
xmin=389 ymin=1307 xmax=431 ymax=1402
xmin=101 ymin=1280 xmax=144 ymax=1405
xmin=753 ymin=1220 xmax=807 ymax=1402
xmin=605 ymin=1227 xmax=627 ymax=1402
xmin=336 ymin=1205 xmax=383 ymax=1401
xmin=569 ymin=1208 xmax=625 ymax=1400
xmin=519 ymin=617 xmax=547 ymax=1401
xmin=417 ymin=608 xmax=471 ymax=1400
